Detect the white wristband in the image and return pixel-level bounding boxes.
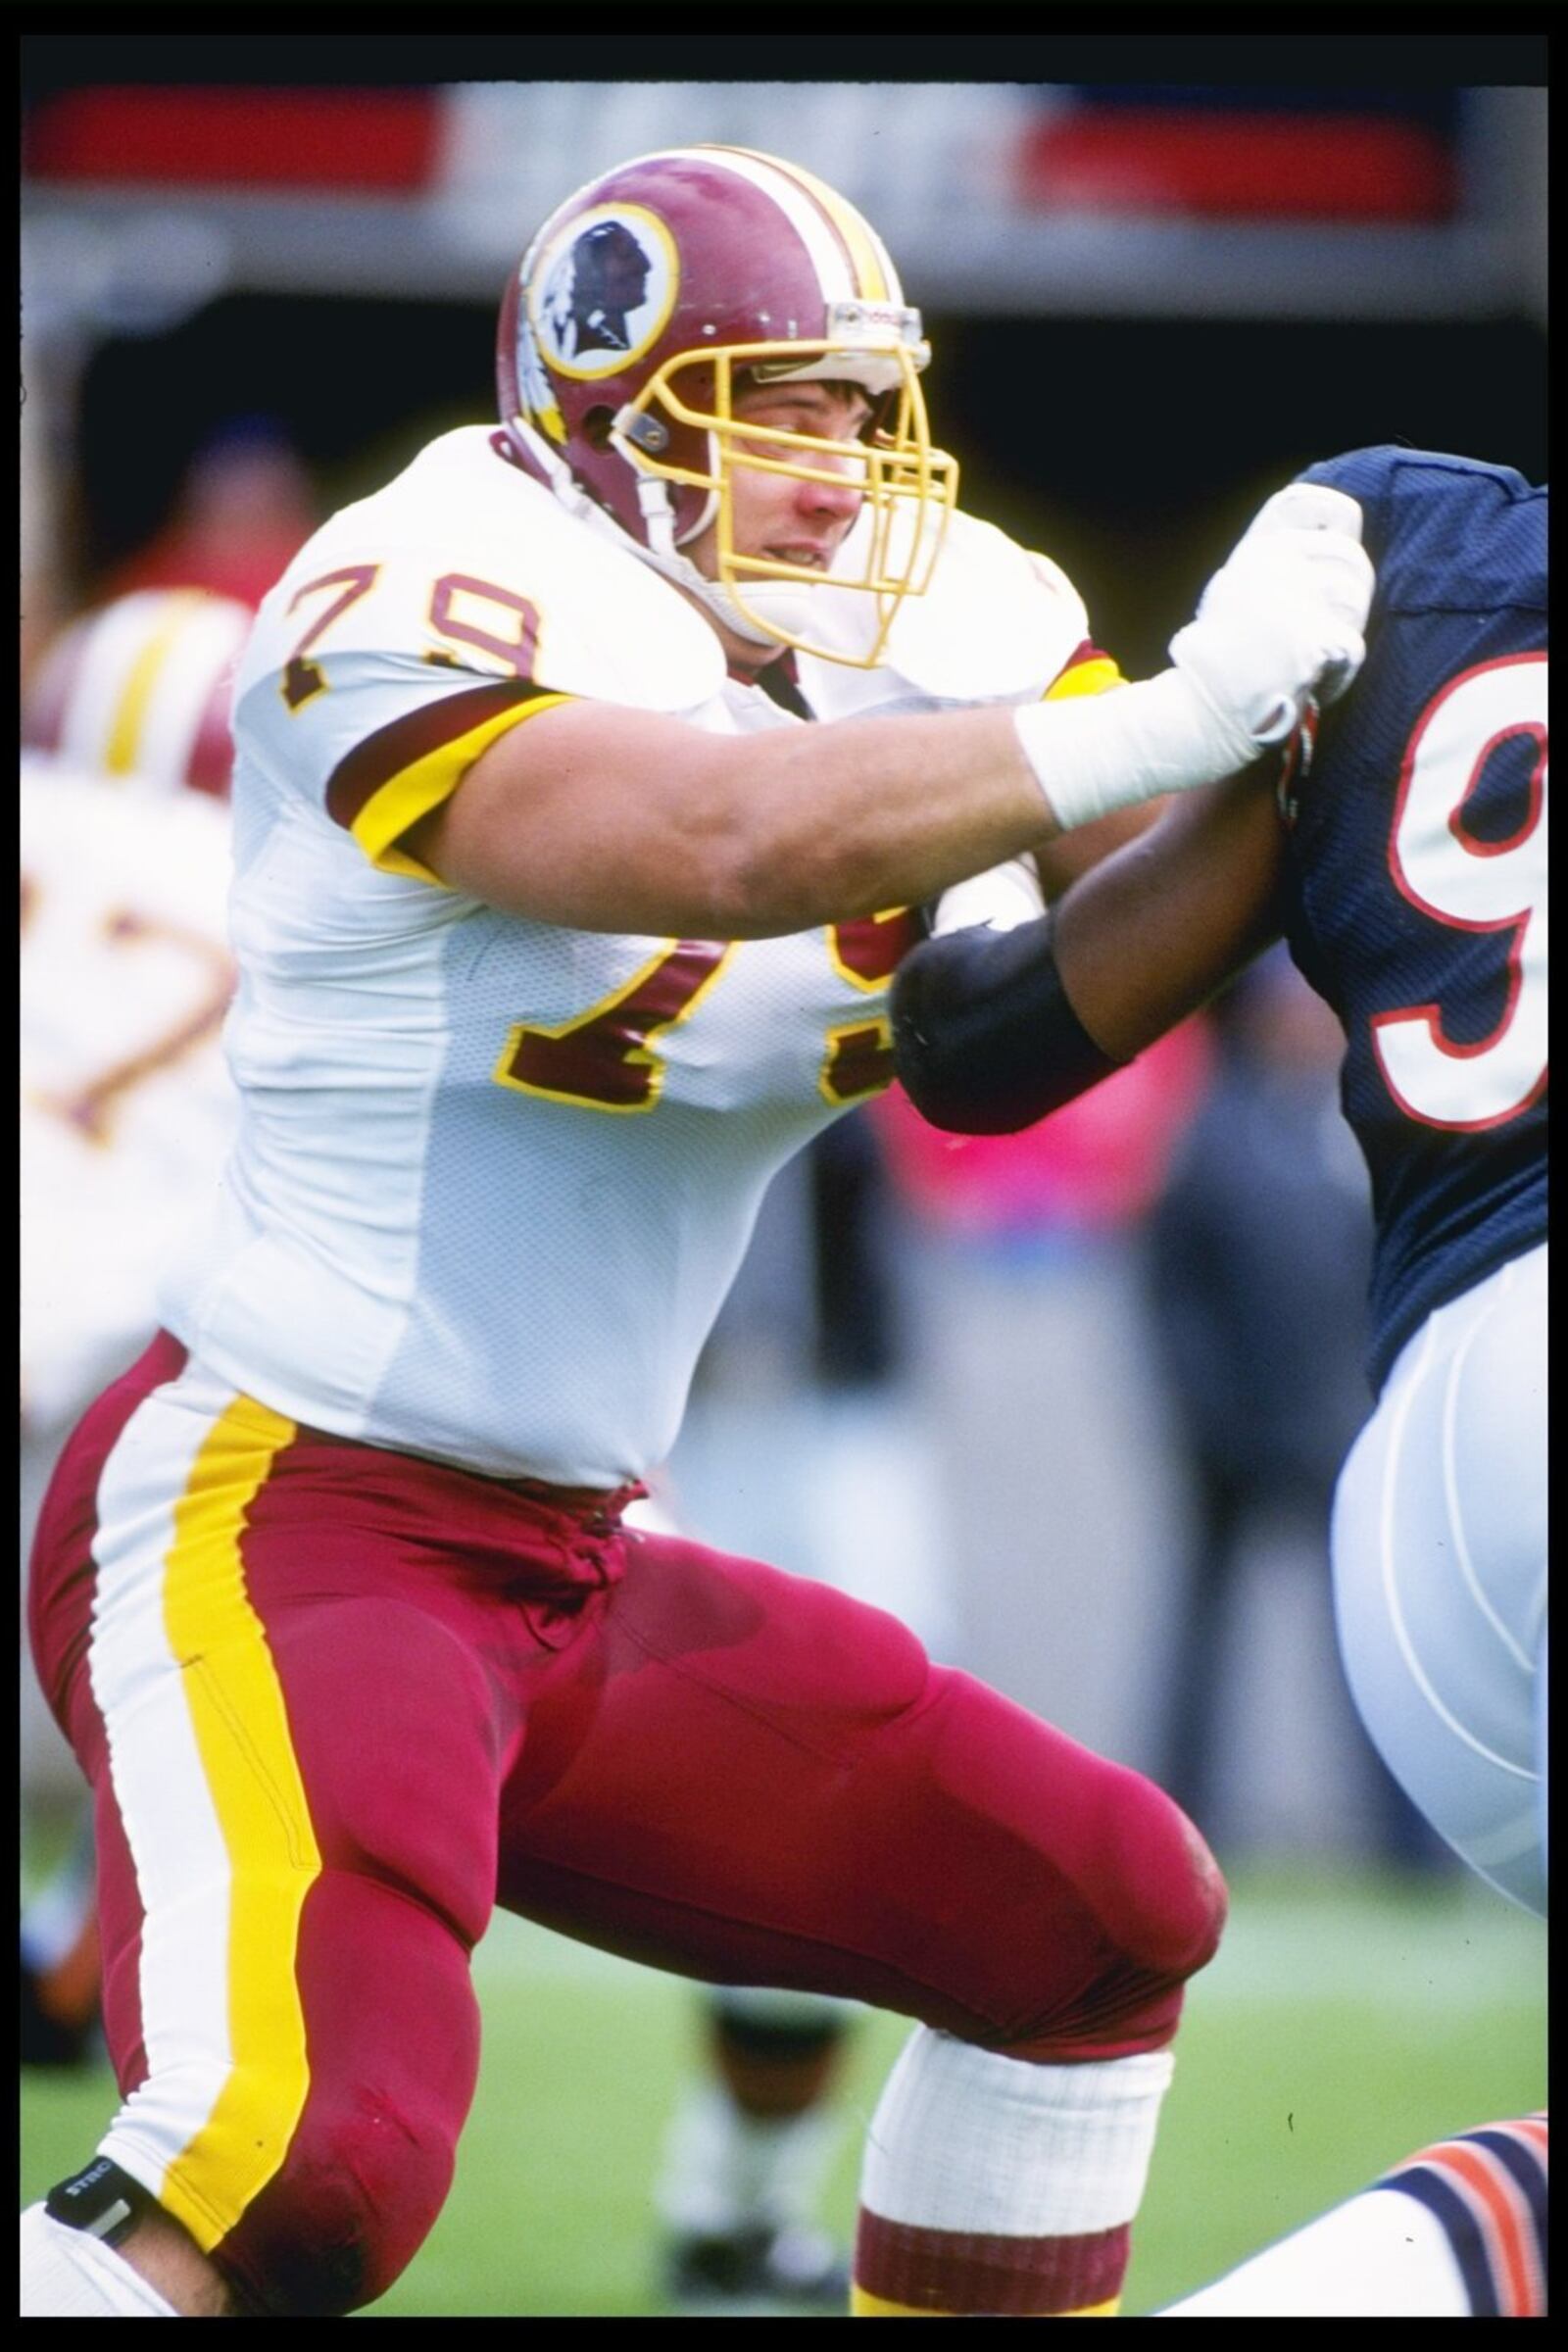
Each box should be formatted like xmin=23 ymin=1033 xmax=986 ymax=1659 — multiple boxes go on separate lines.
xmin=1012 ymin=669 xmax=1258 ymax=834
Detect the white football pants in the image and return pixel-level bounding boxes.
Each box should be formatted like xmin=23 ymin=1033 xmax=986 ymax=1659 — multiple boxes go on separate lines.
xmin=1331 ymin=1243 xmax=1546 ymax=1915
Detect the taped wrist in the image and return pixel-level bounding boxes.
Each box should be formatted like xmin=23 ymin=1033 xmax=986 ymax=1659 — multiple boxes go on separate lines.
xmin=890 ymin=914 xmax=1123 ymax=1135
xmin=1013 ymin=667 xmax=1256 ymax=834
xmin=45 ymin=2158 xmax=149 ymax=2247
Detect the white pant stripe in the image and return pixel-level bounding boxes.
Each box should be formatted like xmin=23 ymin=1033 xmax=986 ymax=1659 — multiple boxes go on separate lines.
xmin=90 ymin=1370 xmax=238 ymax=2205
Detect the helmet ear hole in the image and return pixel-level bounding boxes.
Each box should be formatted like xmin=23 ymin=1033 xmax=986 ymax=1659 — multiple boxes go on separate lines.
xmin=582 ymin=407 xmax=616 ymax=451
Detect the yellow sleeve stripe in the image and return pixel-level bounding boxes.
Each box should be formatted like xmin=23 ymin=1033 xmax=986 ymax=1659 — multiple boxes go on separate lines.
xmin=1045 ymin=654 xmax=1125 ymax=703
xmin=350 ymin=692 xmax=573 ymax=884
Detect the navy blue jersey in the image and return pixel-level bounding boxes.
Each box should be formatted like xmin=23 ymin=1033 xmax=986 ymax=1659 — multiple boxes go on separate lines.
xmin=1283 ymin=446 xmax=1546 ymax=1395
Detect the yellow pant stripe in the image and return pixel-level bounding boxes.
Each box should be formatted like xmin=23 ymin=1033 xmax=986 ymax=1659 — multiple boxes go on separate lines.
xmin=159 ymin=1395 xmax=318 ymax=2250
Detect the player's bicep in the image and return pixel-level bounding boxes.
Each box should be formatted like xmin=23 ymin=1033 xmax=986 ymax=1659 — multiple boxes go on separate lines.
xmin=1053 ymin=772 xmax=1288 ymax=1058
xmin=319 ymin=676 xmax=570 ymax=883
xmin=404 ymin=697 xmax=746 ymax=934
xmin=239 ymin=549 xmax=588 ymax=883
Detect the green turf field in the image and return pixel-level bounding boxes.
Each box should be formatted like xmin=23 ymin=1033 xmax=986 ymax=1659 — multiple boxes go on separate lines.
xmin=21 ymin=1862 xmax=1544 ymax=2317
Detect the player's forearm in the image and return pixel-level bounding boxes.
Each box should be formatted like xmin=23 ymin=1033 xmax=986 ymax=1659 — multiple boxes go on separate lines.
xmin=412 ymin=671 xmax=1275 ymax=940
xmin=1050 ymin=771 xmax=1288 ymax=1058
xmin=716 ymin=704 xmax=1054 ymax=936
xmin=892 ymin=774 xmax=1288 ymax=1133
xmin=1030 ymin=796 xmax=1167 ymax=905
xmin=714 ymin=668 xmax=1283 ymax=938
xmin=417 ymin=699 xmax=1053 ymax=939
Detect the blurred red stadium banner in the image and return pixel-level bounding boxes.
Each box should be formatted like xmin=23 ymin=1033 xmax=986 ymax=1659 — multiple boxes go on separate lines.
xmin=1015 ymin=87 xmax=1457 ymax=222
xmin=25 ymin=87 xmax=443 ymax=193
xmin=26 ymin=82 xmax=1459 ymax=224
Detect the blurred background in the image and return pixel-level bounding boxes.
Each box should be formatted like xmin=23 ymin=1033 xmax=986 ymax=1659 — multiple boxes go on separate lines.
xmin=20 ymin=31 xmax=1546 ymax=2318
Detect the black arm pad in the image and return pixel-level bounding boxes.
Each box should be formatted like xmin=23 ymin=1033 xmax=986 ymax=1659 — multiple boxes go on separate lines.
xmin=890 ymin=915 xmax=1125 ymax=1134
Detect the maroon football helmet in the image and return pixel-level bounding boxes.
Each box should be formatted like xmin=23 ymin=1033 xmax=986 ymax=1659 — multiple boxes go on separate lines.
xmin=497 ymin=145 xmax=958 ymax=665
xmin=22 ymin=590 xmax=251 ymax=797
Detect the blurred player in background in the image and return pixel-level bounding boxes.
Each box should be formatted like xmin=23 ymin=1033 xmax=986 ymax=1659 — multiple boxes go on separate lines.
xmin=103 ymin=416 xmax=320 ymax=615
xmin=894 ymin=446 xmax=1545 ymax=2315
xmin=21 ymin=589 xmax=251 ymax=2062
xmin=21 ymin=147 xmax=1371 ymax=2320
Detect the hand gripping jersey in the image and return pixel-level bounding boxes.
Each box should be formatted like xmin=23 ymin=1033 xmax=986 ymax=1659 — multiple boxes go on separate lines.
xmin=21 ymin=759 xmax=238 ymax=1434
xmin=1283 ymin=448 xmax=1546 ymax=1396
xmin=161 ymin=427 xmax=1112 ymax=1484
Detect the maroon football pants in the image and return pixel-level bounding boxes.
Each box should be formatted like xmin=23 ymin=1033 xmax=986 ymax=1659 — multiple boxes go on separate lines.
xmin=29 ymin=1334 xmax=1224 ymax=2314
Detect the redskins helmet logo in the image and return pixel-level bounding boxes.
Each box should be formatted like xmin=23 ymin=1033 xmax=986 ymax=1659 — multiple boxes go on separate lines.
xmin=531 ymin=204 xmax=679 ymax=380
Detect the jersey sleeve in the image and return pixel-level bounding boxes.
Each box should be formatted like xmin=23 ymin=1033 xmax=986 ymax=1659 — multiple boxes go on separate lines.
xmin=1295 ymin=447 xmax=1396 ymax=562
xmin=1296 ymin=444 xmax=1544 ymax=628
xmin=230 ymin=431 xmax=724 ymax=886
xmin=1043 ymin=639 xmax=1124 ymax=701
xmin=233 ymin=553 xmax=575 ymax=885
xmin=313 ymin=662 xmax=568 ymax=885
xmin=1023 ymin=553 xmax=1124 ymax=702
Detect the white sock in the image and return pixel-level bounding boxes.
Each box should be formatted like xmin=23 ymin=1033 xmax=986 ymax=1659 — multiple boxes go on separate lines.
xmin=20 ymin=2203 xmax=180 ymax=2318
xmin=1160 ymin=2185 xmax=1469 ymax=2318
xmin=859 ymin=2031 xmax=1174 ymax=2240
xmin=854 ymin=2034 xmax=1176 ymax=2313
xmin=655 ymin=2082 xmax=844 ymax=2238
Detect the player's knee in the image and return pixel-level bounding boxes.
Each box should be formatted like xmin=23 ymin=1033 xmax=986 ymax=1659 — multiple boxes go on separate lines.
xmin=1094 ymin=1763 xmax=1228 ymax=1983
xmin=920 ymin=1675 xmax=1227 ymax=2054
xmin=220 ymin=2085 xmax=459 ymax=2316
xmin=1016 ymin=1749 xmax=1227 ymax=2055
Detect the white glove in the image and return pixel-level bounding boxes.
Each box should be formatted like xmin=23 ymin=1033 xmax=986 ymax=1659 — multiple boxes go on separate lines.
xmin=1169 ymin=482 xmax=1374 ymax=762
xmin=1010 ymin=483 xmax=1374 ymax=835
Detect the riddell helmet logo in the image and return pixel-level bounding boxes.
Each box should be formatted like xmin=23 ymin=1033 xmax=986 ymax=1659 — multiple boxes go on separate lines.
xmin=531 ymin=205 xmax=680 ymax=380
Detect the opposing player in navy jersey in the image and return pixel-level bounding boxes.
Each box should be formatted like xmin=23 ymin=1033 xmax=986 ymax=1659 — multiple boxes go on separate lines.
xmin=893 ymin=445 xmax=1546 ymax=2316
xmin=894 ymin=445 xmax=1547 ymax=1925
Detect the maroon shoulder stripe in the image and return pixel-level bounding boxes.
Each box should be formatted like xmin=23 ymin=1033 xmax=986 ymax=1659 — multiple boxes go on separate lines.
xmin=324 ymin=681 xmax=552 ymax=832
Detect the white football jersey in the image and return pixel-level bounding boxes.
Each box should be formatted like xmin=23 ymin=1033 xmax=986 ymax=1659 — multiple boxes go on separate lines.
xmin=21 ymin=758 xmax=238 ymax=1434
xmin=162 ymin=427 xmax=1105 ymax=1484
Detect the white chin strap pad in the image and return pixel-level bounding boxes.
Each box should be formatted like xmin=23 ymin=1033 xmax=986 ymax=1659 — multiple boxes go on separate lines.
xmin=631 ymin=542 xmax=811 ymax=650
xmin=723 ymin=577 xmax=817 ymax=645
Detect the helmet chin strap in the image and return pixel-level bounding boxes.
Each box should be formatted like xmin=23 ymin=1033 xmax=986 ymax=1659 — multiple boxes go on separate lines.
xmin=632 ymin=476 xmax=816 ymax=652
xmin=637 ymin=546 xmax=800 ymax=650
xmin=514 ymin=416 xmax=813 ymax=654
xmin=507 ymin=416 xmax=597 ymax=520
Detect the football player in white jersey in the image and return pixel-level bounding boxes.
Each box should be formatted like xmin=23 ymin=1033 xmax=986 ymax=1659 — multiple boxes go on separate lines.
xmin=21 ymin=147 xmax=1373 ymax=2320
xmin=21 ymin=590 xmax=250 ymax=2060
